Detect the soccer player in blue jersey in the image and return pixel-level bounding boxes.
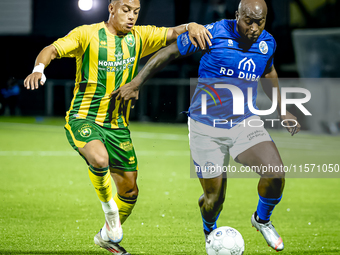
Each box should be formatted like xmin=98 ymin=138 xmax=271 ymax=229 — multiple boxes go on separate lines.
xmin=113 ymin=0 xmax=301 ymax=252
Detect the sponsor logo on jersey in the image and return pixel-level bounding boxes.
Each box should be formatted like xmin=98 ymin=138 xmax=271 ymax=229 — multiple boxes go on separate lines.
xmin=259 ymin=41 xmax=268 ymax=54
xmin=124 ymin=34 xmax=135 ymax=47
xmin=115 ymin=52 xmax=124 ymax=61
xmin=98 ymin=57 xmax=136 ymax=72
xmin=205 ymin=24 xmax=214 ymax=30
xmin=238 ymin=57 xmax=256 ymax=72
xmin=181 ymin=33 xmax=189 ymax=47
xmin=100 ymin=40 xmax=107 ymax=48
xmin=219 ymin=57 xmax=260 ymax=82
xmin=237 ymin=57 xmax=259 ymax=81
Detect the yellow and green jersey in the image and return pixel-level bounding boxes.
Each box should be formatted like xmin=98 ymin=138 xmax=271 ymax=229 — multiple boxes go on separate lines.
xmin=53 ymin=22 xmax=168 ymax=129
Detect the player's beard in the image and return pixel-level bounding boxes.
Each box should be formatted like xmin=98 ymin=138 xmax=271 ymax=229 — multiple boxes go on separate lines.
xmin=248 ymin=34 xmax=259 ymax=43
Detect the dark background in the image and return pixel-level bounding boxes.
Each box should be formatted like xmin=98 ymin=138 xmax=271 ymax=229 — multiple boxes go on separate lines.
xmin=1 ymin=0 xmax=340 ymax=120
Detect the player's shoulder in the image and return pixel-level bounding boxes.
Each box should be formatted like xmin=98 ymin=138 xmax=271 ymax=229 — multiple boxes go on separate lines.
xmin=131 ymin=25 xmax=146 ymax=35
xmin=220 ymin=19 xmax=236 ymax=30
xmin=259 ymin=30 xmax=277 ymax=49
xmin=131 ymin=25 xmax=158 ymax=39
xmin=132 ymin=25 xmax=161 ymax=33
xmin=133 ymin=25 xmax=156 ymax=29
xmin=65 ymin=22 xmax=103 ymax=38
xmin=75 ymin=22 xmax=103 ymax=32
xmin=131 ymin=26 xmax=144 ymax=42
xmin=205 ymin=19 xmax=236 ymax=37
xmin=204 ymin=19 xmax=223 ymax=30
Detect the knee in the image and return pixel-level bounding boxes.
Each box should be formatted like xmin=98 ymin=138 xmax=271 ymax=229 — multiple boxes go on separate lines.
xmin=120 ymin=185 xmax=139 ymax=200
xmin=90 ymin=154 xmax=109 ymax=169
xmin=262 ymin=164 xmax=285 ymax=179
xmin=269 ymin=176 xmax=285 ymax=188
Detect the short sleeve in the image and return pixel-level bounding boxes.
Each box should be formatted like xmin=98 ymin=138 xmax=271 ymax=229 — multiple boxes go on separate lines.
xmin=264 ymin=38 xmax=277 ymax=73
xmin=134 ymin=26 xmax=169 ymax=58
xmin=177 ymin=22 xmax=215 ymax=56
xmin=52 ymin=26 xmax=85 ymax=58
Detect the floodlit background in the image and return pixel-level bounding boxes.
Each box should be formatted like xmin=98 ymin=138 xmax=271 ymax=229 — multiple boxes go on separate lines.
xmin=0 ymin=0 xmax=340 ymax=254
xmin=1 ymin=0 xmax=340 ymax=132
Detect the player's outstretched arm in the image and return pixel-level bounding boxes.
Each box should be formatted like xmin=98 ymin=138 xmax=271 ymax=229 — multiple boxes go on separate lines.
xmin=24 ymin=45 xmax=59 ymax=90
xmin=261 ymin=65 xmax=301 ymax=136
xmin=111 ymin=42 xmax=182 ymax=102
xmin=167 ymin=23 xmax=212 ymax=50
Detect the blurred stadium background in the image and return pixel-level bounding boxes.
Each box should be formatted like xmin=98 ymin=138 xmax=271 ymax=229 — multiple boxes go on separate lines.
xmin=1 ymin=0 xmax=340 ymax=134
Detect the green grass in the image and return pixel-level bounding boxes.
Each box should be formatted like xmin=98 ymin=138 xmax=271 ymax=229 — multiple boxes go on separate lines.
xmin=0 ymin=117 xmax=339 ymax=254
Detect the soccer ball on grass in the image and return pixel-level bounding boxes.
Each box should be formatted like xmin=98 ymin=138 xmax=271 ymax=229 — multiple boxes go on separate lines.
xmin=206 ymin=226 xmax=245 ymax=255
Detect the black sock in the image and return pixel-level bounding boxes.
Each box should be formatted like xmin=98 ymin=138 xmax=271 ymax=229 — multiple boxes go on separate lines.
xmin=255 ymin=211 xmax=270 ymax=224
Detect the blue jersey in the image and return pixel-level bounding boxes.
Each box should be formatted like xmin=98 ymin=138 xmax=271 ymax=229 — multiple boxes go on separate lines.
xmin=177 ymin=19 xmax=276 ymax=128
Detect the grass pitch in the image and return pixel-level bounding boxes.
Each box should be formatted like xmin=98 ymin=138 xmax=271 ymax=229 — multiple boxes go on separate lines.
xmin=0 ymin=117 xmax=339 ymax=254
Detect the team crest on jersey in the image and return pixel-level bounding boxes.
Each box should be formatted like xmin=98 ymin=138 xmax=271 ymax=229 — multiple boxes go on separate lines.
xmin=79 ymin=125 xmax=92 ymax=138
xmin=228 ymin=39 xmax=233 ymax=46
xmin=259 ymin=41 xmax=268 ymax=54
xmin=124 ymin=34 xmax=135 ymax=47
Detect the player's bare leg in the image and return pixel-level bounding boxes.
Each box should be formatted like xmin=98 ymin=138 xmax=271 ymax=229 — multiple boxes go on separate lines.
xmin=110 ymin=169 xmax=138 ymax=224
xmin=79 ymin=140 xmax=123 ymax=244
xmin=237 ymin=141 xmax=285 ymax=251
xmin=198 ymin=172 xmax=227 ymax=240
xmin=79 ymin=140 xmax=109 ymax=168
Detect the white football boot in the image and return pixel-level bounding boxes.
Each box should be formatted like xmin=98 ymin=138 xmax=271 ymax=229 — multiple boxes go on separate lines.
xmin=251 ymin=212 xmax=284 ymax=251
xmin=94 ymin=230 xmax=130 ymax=255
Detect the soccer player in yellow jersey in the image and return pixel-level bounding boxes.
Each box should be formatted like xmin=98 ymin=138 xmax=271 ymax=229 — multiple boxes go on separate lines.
xmin=24 ymin=0 xmax=212 ymax=254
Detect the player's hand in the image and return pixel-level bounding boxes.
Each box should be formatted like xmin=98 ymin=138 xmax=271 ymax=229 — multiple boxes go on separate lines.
xmin=187 ymin=23 xmax=213 ymax=50
xmin=110 ymin=82 xmax=140 ymax=108
xmin=24 ymin=72 xmax=46 ymax=90
xmin=280 ymin=111 xmax=301 ymax=136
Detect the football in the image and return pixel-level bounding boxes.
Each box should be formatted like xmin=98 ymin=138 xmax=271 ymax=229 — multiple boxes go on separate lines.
xmin=206 ymin=226 xmax=245 ymax=255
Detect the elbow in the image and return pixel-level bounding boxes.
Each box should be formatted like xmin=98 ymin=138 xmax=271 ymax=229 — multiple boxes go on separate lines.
xmin=47 ymin=45 xmax=59 ymax=60
xmin=166 ymin=28 xmax=181 ymax=45
xmin=171 ymin=28 xmax=181 ymax=39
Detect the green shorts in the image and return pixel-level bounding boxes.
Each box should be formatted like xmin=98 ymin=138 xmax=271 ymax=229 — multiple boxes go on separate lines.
xmin=65 ymin=119 xmax=138 ymax=171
